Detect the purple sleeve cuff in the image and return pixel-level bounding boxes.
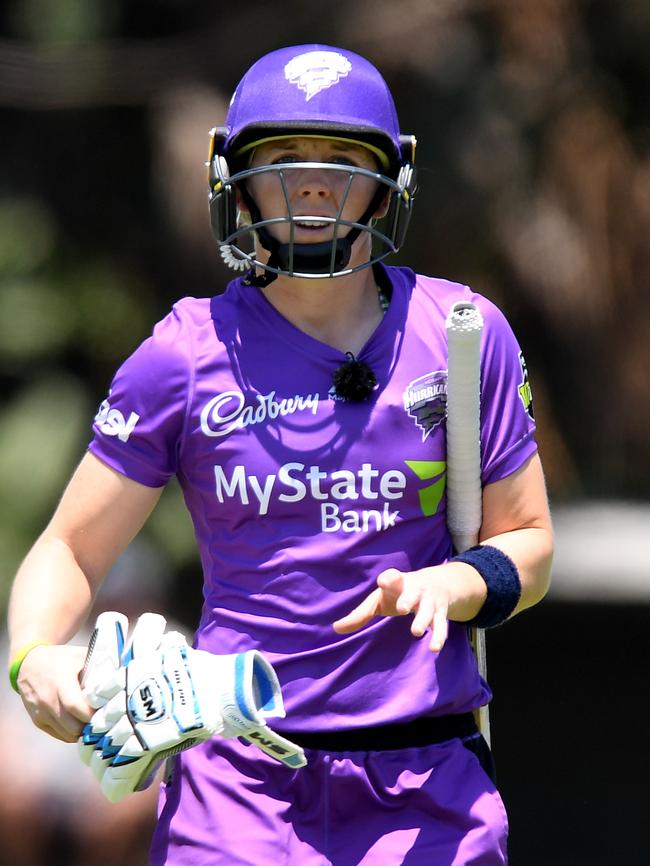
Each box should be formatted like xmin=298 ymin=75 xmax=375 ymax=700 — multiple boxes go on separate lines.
xmin=482 ymin=430 xmax=538 ymax=487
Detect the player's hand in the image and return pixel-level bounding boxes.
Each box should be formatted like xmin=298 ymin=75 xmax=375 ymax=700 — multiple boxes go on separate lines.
xmin=333 ymin=563 xmax=487 ymax=652
xmin=16 ymin=644 xmax=92 ymax=742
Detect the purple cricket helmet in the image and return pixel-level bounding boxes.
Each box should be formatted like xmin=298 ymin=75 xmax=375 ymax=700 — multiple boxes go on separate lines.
xmin=207 ymin=44 xmax=417 ymax=281
xmin=225 ymin=45 xmax=403 ymax=171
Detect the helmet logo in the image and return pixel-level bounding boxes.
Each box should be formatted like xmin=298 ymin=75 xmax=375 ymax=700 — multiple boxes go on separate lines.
xmin=284 ymin=50 xmax=352 ymax=101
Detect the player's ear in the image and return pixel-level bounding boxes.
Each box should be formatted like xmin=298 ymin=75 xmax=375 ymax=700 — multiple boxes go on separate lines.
xmin=235 ymin=188 xmax=252 ymax=222
xmin=373 ymin=190 xmax=390 ymax=220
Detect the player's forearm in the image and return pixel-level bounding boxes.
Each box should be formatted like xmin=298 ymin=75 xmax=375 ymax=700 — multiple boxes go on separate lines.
xmin=7 ymin=534 xmax=98 ymax=657
xmin=477 ymin=525 xmax=553 ymax=617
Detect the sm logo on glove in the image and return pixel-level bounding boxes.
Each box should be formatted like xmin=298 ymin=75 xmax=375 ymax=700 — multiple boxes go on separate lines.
xmin=129 ymin=678 xmax=167 ymax=723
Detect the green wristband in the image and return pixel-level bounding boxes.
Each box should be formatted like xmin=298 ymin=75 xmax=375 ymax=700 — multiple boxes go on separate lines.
xmin=8 ymin=641 xmax=50 ymax=693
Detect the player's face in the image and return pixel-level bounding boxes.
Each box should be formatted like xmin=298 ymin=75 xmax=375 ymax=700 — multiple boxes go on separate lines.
xmin=242 ymin=137 xmax=385 ymax=245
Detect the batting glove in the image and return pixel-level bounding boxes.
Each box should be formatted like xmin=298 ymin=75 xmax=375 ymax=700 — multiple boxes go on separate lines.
xmin=78 ymin=611 xmax=168 ymax=783
xmin=78 ymin=612 xmax=306 ymax=802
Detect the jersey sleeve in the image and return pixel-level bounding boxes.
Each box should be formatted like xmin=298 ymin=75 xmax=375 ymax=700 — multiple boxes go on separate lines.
xmin=475 ymin=296 xmax=537 ymax=486
xmin=88 ymin=305 xmax=192 ymax=487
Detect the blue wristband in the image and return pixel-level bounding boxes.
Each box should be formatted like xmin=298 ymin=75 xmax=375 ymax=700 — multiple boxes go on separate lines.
xmin=452 ymin=545 xmax=521 ymax=628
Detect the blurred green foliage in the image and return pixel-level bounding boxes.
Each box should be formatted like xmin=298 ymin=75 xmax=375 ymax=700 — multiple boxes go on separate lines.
xmin=0 ymin=374 xmax=88 ymax=609
xmin=9 ymin=0 xmax=120 ymax=43
xmin=0 ymin=191 xmax=199 ymax=615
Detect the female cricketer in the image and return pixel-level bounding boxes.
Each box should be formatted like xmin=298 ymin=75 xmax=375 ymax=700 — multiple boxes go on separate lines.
xmin=8 ymin=44 xmax=553 ymax=865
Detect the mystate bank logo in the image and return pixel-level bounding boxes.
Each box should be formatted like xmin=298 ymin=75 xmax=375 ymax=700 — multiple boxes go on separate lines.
xmin=403 ymin=371 xmax=447 ymax=442
xmin=214 ymin=461 xmax=406 ymax=532
xmin=212 ymin=459 xmax=447 ymax=534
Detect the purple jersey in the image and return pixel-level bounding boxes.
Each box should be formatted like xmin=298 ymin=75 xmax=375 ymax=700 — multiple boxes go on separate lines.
xmin=89 ymin=264 xmax=536 ymax=731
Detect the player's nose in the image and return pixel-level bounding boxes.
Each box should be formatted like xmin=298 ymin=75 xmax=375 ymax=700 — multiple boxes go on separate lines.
xmin=295 ymin=167 xmax=335 ymax=199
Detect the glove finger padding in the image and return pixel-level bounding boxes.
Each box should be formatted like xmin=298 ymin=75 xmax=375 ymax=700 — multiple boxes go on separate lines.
xmin=81 ymin=611 xmax=129 ymax=708
xmin=78 ymin=612 xmax=128 ymax=767
xmin=121 ymin=612 xmax=168 ymax=665
xmin=78 ymin=612 xmax=167 ymax=773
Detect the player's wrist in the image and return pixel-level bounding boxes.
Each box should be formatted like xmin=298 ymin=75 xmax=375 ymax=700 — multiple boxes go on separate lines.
xmin=8 ymin=640 xmax=51 ymax=693
xmin=451 ymin=545 xmax=522 ymax=628
xmin=443 ymin=560 xmax=489 ymax=622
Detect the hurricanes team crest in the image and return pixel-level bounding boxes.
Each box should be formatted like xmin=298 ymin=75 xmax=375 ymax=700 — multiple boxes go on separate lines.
xmin=284 ymin=51 xmax=352 ymax=101
xmin=403 ymin=371 xmax=448 ymax=441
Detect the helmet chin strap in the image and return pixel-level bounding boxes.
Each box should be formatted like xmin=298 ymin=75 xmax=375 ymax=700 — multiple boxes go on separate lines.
xmin=240 ymin=186 xmax=385 ymax=287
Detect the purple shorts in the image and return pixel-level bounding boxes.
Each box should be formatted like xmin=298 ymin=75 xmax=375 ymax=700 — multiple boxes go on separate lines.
xmin=151 ymin=735 xmax=508 ymax=865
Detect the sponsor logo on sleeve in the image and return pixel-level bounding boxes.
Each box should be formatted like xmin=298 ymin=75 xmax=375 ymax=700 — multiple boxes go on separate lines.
xmin=517 ymin=352 xmax=535 ymax=420
xmin=94 ymin=395 xmax=140 ymax=443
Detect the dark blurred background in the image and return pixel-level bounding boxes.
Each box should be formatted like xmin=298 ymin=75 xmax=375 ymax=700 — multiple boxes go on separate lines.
xmin=0 ymin=1 xmax=648 ymax=864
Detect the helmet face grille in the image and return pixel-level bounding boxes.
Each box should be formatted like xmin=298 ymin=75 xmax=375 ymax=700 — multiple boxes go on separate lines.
xmin=209 ymin=161 xmax=415 ymax=280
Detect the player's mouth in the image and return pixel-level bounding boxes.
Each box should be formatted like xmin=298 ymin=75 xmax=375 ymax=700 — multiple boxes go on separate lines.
xmin=293 ymin=218 xmax=332 ymax=231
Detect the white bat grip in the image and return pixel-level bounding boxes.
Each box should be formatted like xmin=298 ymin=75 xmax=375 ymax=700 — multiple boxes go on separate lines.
xmin=445 ymin=301 xmax=491 ymax=745
xmin=445 ymin=301 xmax=484 ymax=550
